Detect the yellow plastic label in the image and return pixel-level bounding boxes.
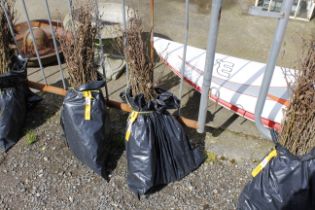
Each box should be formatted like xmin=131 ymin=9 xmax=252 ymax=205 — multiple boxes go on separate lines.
xmin=125 ymin=111 xmax=139 ymax=141
xmin=83 ymin=91 xmax=92 ymax=121
xmin=252 ymin=149 xmax=277 ymax=177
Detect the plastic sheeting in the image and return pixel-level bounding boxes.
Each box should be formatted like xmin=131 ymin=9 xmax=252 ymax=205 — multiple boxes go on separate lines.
xmin=61 ymin=81 xmax=110 ymax=178
xmin=238 ymin=142 xmax=315 ymax=210
xmin=123 ymin=89 xmax=204 ymax=196
xmin=0 ymin=55 xmax=41 ymax=151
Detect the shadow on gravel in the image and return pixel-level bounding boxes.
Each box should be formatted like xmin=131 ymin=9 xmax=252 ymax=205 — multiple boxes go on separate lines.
xmin=23 ymin=80 xmax=65 ymax=134
xmin=105 ymin=108 xmax=128 ymax=174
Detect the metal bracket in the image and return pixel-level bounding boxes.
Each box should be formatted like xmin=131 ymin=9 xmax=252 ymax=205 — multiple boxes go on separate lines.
xmin=248 ymin=6 xmax=284 ymax=19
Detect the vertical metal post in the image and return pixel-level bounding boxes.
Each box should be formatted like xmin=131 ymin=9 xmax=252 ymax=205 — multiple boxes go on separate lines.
xmin=0 ymin=0 xmax=19 ymax=54
xmin=268 ymin=0 xmax=274 ymax=12
xmin=254 ymin=0 xmax=294 ymax=140
xmin=150 ymin=0 xmax=154 ymax=62
xmin=294 ymin=0 xmax=302 ymax=18
xmin=21 ymin=0 xmax=47 ymax=84
xmin=43 ymin=0 xmax=66 ymax=89
xmin=66 ymin=0 xmax=74 ymax=25
xmin=66 ymin=0 xmax=76 ymax=38
xmin=94 ymin=0 xmax=109 ymax=100
xmin=178 ymin=0 xmax=190 ymax=115
xmin=197 ymin=0 xmax=222 ymax=133
xmin=122 ymin=0 xmax=129 ymax=86
xmin=254 ymin=0 xmax=259 ymax=7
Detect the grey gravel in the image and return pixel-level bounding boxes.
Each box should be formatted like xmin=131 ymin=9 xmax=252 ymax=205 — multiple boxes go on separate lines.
xmin=0 ymin=93 xmax=253 ymax=210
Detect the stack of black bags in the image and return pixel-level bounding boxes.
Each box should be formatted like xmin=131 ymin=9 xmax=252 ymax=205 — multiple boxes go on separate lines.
xmin=123 ymin=89 xmax=204 ymax=197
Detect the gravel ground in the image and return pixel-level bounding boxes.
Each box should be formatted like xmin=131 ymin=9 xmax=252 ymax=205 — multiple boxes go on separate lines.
xmin=0 ymin=93 xmax=253 ymax=210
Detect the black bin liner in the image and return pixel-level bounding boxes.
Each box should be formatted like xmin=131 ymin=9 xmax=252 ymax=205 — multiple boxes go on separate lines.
xmin=124 ymin=89 xmax=204 ymax=196
xmin=61 ymin=81 xmax=110 ymax=178
xmin=238 ymin=142 xmax=315 ymax=210
xmin=0 ymin=55 xmax=41 ymax=151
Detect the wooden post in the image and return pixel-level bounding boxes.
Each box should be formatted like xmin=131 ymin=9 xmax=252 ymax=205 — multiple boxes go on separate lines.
xmin=28 ymin=81 xmax=198 ymax=129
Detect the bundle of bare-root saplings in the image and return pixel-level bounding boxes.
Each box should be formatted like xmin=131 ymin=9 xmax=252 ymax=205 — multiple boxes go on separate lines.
xmin=60 ymin=5 xmax=110 ymax=179
xmin=122 ymin=17 xmax=204 ymax=197
xmin=238 ymin=41 xmax=315 ymax=210
xmin=0 ymin=2 xmax=40 ymax=151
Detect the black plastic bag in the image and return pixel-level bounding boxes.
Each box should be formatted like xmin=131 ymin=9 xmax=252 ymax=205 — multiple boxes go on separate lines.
xmin=238 ymin=141 xmax=315 ymax=210
xmin=0 ymin=56 xmax=41 ymax=151
xmin=124 ymin=89 xmax=205 ymax=196
xmin=61 ymin=81 xmax=110 ymax=178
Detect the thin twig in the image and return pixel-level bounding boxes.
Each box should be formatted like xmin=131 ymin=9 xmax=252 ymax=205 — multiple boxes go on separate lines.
xmin=0 ymin=0 xmax=15 ymax=74
xmin=124 ymin=17 xmax=155 ymax=100
xmin=59 ymin=3 xmax=97 ymax=88
xmin=279 ymin=39 xmax=315 ymax=155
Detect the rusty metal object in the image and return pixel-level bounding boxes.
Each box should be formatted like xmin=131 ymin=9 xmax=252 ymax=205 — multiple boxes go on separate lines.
xmin=22 ymin=27 xmax=49 ymax=55
xmin=27 ymin=81 xmax=198 ymax=129
xmin=15 ymin=19 xmax=65 ymax=67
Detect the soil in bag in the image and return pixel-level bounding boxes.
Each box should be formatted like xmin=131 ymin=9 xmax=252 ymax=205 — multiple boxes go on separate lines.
xmin=0 ymin=55 xmax=41 ymax=151
xmin=123 ymin=88 xmax=205 ymax=196
xmin=238 ymin=133 xmax=315 ymax=210
xmin=61 ymin=81 xmax=110 ymax=179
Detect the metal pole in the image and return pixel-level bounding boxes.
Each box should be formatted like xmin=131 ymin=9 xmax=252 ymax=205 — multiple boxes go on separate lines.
xmin=43 ymin=0 xmax=66 ymax=89
xmin=254 ymin=0 xmax=294 ymax=140
xmin=178 ymin=0 xmax=190 ymax=115
xmin=268 ymin=0 xmax=274 ymax=12
xmin=150 ymin=0 xmax=154 ymax=62
xmin=122 ymin=0 xmax=129 ymax=87
xmin=0 ymin=0 xmax=19 ymax=54
xmin=66 ymin=0 xmax=74 ymax=26
xmin=294 ymin=0 xmax=302 ymax=18
xmin=21 ymin=0 xmax=47 ymax=84
xmin=197 ymin=0 xmax=222 ymax=133
xmin=94 ymin=0 xmax=109 ymax=100
xmin=66 ymin=0 xmax=76 ymax=38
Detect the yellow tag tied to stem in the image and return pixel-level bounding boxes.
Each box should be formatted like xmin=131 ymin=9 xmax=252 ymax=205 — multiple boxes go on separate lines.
xmin=125 ymin=111 xmax=139 ymax=141
xmin=83 ymin=91 xmax=92 ymax=121
xmin=251 ymin=149 xmax=277 ymax=177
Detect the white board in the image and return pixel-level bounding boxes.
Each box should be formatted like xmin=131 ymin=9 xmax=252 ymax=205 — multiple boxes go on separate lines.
xmin=154 ymin=37 xmax=297 ymax=130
